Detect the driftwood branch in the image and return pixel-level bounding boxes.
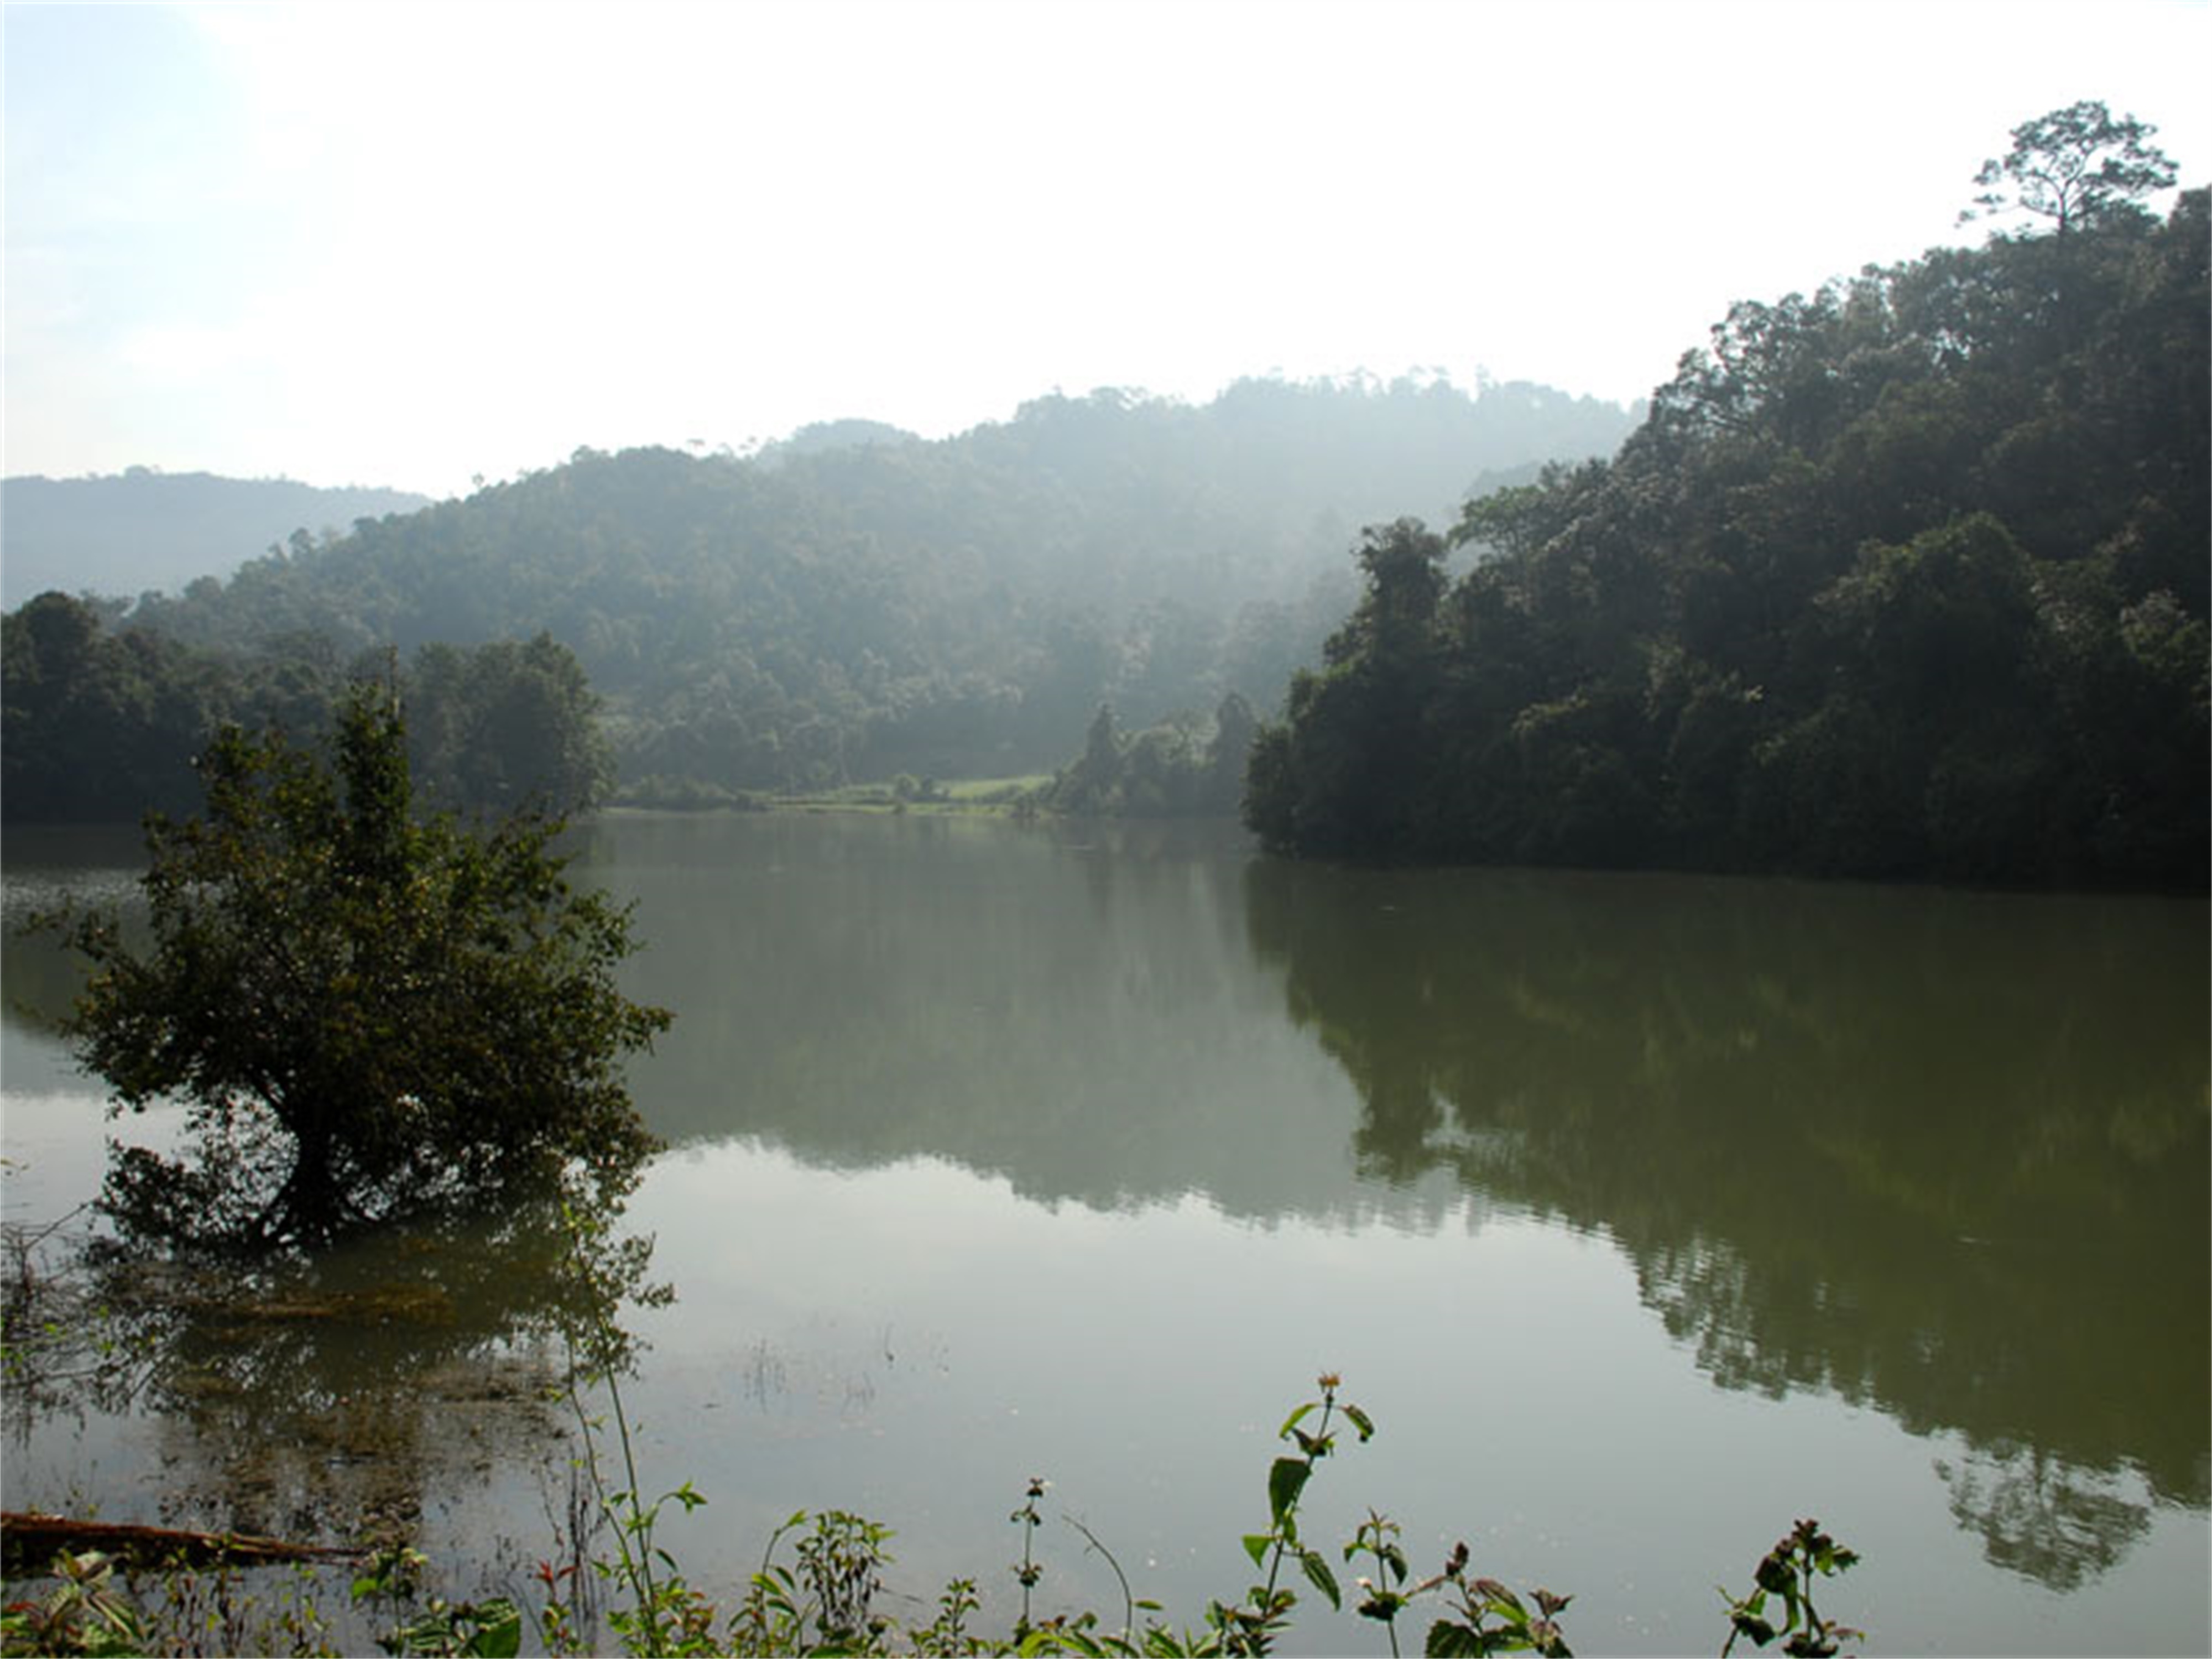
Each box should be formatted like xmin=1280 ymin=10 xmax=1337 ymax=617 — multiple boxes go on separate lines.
xmin=1 ymin=1510 xmax=357 ymax=1576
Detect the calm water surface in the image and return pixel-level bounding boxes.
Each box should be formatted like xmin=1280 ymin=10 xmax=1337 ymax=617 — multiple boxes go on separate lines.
xmin=3 ymin=812 xmax=2206 ymax=1654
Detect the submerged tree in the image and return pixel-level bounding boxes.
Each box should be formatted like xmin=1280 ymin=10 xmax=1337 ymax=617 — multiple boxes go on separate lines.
xmin=36 ymin=679 xmax=671 ymax=1251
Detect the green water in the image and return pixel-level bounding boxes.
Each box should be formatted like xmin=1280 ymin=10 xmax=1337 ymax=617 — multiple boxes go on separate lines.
xmin=4 ymin=811 xmax=2205 ymax=1653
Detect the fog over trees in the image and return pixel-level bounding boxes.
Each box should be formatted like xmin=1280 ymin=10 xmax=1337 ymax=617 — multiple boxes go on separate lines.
xmin=3 ymin=374 xmax=1634 ymax=815
xmin=0 ymin=471 xmax=432 ymax=610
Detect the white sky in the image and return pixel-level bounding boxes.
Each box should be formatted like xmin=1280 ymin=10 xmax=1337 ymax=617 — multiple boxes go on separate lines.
xmin=5 ymin=0 xmax=2208 ymax=500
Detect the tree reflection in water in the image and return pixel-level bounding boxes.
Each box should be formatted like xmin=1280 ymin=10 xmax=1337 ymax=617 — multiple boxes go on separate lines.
xmin=1243 ymin=857 xmax=2209 ymax=1592
xmin=2 ymin=1190 xmax=658 ymax=1548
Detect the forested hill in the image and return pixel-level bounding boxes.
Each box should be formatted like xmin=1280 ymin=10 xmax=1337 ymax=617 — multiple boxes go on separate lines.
xmin=1246 ymin=185 xmax=2209 ymax=891
xmin=0 ymin=470 xmax=432 ymax=609
xmin=89 ymin=375 xmax=1634 ymax=791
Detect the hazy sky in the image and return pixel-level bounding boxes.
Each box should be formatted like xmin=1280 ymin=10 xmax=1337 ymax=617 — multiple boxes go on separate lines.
xmin=6 ymin=0 xmax=2207 ymax=500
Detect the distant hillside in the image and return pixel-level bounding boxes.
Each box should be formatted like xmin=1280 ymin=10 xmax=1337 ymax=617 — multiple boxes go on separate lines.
xmin=752 ymin=419 xmax=921 ymax=466
xmin=1 ymin=469 xmax=434 ymax=608
xmin=102 ymin=375 xmax=1637 ymax=790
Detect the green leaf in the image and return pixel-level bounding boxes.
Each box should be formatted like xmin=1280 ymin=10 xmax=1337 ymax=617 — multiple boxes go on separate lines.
xmin=1480 ymin=1582 xmax=1526 ymax=1620
xmin=1342 ymin=1403 xmax=1376 ymax=1442
xmin=1425 ymin=1620 xmax=1486 ymax=1658
xmin=1777 ymin=1582 xmax=1802 ymax=1632
xmin=1277 ymin=1402 xmax=1317 ymax=1439
xmin=1299 ymin=1550 xmax=1341 ymax=1610
xmin=1268 ymin=1457 xmax=1311 ymax=1527
xmin=461 ymin=1604 xmax=524 ymax=1659
xmin=1243 ymin=1534 xmax=1272 ymax=1570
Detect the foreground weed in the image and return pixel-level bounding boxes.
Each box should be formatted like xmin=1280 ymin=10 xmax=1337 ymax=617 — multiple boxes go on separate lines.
xmin=351 ymin=1546 xmax=522 ymax=1658
xmin=1061 ymin=1509 xmax=1147 ymax=1651
xmin=1010 ymin=1478 xmax=1047 ymax=1641
xmin=27 ymin=1329 xmax=1840 ymax=1659
xmin=1207 ymin=1371 xmax=1369 ymax=1655
xmin=137 ymin=1559 xmax=342 ymax=1658
xmin=794 ymin=1510 xmax=895 ymax=1650
xmin=1416 ymin=1541 xmax=1573 ymax=1658
xmin=912 ymin=1576 xmax=983 ymax=1656
xmin=0 ymin=1361 xmax=1859 ymax=1659
xmin=727 ymin=1509 xmax=894 ymax=1654
xmin=1718 ymin=1519 xmax=1860 ymax=1658
xmin=548 ymin=1201 xmax=702 ymax=1658
xmin=0 ymin=1551 xmax=144 ymax=1658
xmin=1343 ymin=1509 xmax=1412 ymax=1657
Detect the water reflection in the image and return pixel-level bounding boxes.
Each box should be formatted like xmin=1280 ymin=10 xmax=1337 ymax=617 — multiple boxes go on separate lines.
xmin=2 ymin=1195 xmax=652 ymax=1547
xmin=1239 ymin=857 xmax=2210 ymax=1587
xmin=0 ymin=825 xmax=145 ymax=1045
xmin=594 ymin=812 xmax=1390 ymax=1225
xmin=1936 ymin=1444 xmax=2152 ymax=1594
xmin=7 ymin=815 xmax=2206 ymax=1610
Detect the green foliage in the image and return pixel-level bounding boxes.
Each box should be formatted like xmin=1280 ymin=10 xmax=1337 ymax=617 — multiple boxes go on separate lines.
xmin=1200 ymin=1374 xmax=1365 ymax=1654
xmin=1245 ymin=122 xmax=2207 ymax=889
xmin=1344 ymin=1510 xmax=1412 ymax=1656
xmin=1718 ymin=1520 xmax=1860 ymax=1658
xmin=0 ymin=1552 xmax=145 ymax=1658
xmin=725 ymin=1510 xmax=895 ymax=1657
xmin=1 ymin=602 xmax=615 ymax=824
xmin=1963 ymin=100 xmax=2178 ymax=234
xmin=795 ymin=1511 xmax=896 ymax=1651
xmin=1244 ymin=523 xmax=1453 ymax=857
xmin=0 ymin=1365 xmax=1859 ymax=1659
xmin=1011 ymin=1478 xmax=1048 ymax=1640
xmin=30 ymin=682 xmax=669 ymax=1250
xmin=1034 ymin=693 xmax=1258 ymax=819
xmin=1417 ymin=1549 xmax=1572 ymax=1658
xmin=352 ymin=1548 xmax=523 ymax=1658
xmin=1 ymin=592 xmax=221 ymax=822
xmin=403 ymin=634 xmax=614 ymax=815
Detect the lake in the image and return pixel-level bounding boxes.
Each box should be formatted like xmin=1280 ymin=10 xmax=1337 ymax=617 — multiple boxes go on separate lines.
xmin=3 ymin=810 xmax=2206 ymax=1654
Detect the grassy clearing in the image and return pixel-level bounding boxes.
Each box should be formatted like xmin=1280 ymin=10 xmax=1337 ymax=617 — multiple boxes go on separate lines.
xmin=613 ymin=774 xmax=1053 ymax=816
xmin=777 ymin=775 xmax=1050 ymax=815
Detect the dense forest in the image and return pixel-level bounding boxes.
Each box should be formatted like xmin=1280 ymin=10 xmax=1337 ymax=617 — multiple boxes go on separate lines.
xmin=2 ymin=601 xmax=607 ymax=822
xmin=1245 ymin=171 xmax=2208 ymax=888
xmin=1 ymin=375 xmax=1632 ymax=817
xmin=0 ymin=470 xmax=431 ymax=609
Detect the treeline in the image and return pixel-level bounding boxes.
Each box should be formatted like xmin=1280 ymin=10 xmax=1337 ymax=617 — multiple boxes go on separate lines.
xmin=1027 ymin=695 xmax=1258 ymax=818
xmin=4 ymin=375 xmax=1631 ymax=807
xmin=1244 ymin=181 xmax=2209 ymax=889
xmin=2 ymin=592 xmax=607 ymax=822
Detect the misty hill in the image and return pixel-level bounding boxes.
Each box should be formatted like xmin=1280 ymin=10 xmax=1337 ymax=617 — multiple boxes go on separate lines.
xmin=752 ymin=419 xmax=921 ymax=465
xmin=103 ymin=374 xmax=1636 ymax=790
xmin=0 ymin=469 xmax=434 ymax=610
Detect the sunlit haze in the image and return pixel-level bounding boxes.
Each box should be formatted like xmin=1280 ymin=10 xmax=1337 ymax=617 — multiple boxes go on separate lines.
xmin=6 ymin=0 xmax=2207 ymax=499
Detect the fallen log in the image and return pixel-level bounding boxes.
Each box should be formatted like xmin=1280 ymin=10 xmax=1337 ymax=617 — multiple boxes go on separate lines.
xmin=1 ymin=1511 xmax=357 ymax=1577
